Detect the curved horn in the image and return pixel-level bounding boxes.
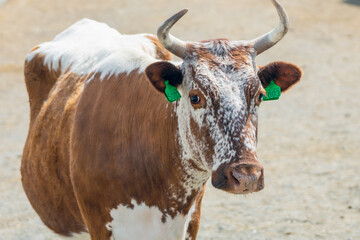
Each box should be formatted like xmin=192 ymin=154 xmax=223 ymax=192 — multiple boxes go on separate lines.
xmin=157 ymin=9 xmax=188 ymax=59
xmin=251 ymin=0 xmax=289 ymax=55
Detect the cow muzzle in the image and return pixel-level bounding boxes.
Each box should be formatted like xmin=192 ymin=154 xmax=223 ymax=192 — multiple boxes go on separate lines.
xmin=211 ymin=162 xmax=264 ymax=194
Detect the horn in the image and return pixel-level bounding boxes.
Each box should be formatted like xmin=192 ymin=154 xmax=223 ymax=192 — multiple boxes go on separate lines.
xmin=157 ymin=9 xmax=188 ymax=59
xmin=251 ymin=0 xmax=289 ymax=55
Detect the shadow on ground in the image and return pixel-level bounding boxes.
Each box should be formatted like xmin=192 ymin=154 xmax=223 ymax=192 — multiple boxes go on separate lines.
xmin=344 ymin=0 xmax=360 ymax=6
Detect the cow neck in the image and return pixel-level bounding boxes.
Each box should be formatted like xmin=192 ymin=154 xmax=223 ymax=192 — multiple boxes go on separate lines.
xmin=154 ymin=97 xmax=209 ymax=216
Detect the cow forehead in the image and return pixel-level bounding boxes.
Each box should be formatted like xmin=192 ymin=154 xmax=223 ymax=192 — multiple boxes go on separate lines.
xmin=182 ymin=40 xmax=260 ymax=99
xmin=189 ymin=39 xmax=255 ymax=66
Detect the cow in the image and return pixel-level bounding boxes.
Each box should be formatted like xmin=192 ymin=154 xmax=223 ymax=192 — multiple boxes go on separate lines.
xmin=21 ymin=0 xmax=302 ymax=239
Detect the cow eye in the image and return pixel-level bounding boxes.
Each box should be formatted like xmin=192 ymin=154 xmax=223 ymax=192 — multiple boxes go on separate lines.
xmin=190 ymin=95 xmax=201 ymax=104
xmin=258 ymin=93 xmax=264 ymax=102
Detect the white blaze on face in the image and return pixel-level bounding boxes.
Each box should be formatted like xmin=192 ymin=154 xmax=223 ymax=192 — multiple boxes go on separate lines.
xmin=105 ymin=200 xmax=193 ymax=240
xmin=176 ymin=62 xmax=208 ymax=166
xmin=241 ymin=98 xmax=259 ymax=155
xmin=175 ymin=41 xmax=261 ymax=174
xmin=174 ymin=61 xmax=212 ymax=200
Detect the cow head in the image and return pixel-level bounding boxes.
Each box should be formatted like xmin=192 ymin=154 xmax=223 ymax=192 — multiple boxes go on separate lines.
xmin=146 ymin=0 xmax=302 ymax=194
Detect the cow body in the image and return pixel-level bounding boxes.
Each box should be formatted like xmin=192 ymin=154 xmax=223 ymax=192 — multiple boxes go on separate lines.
xmin=22 ymin=2 xmax=302 ymax=239
xmin=22 ymin=19 xmax=202 ymax=239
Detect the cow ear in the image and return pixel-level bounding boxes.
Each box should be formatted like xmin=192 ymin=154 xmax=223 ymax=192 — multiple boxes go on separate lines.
xmin=145 ymin=61 xmax=183 ymax=93
xmin=258 ymin=61 xmax=302 ymax=92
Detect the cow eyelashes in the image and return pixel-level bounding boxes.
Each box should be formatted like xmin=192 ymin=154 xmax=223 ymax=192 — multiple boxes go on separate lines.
xmin=189 ymin=89 xmax=206 ymax=109
xmin=258 ymin=93 xmax=264 ymax=102
xmin=256 ymin=88 xmax=266 ymax=104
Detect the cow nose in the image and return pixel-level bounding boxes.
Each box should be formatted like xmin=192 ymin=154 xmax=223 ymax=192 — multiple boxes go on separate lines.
xmin=226 ymin=163 xmax=264 ymax=194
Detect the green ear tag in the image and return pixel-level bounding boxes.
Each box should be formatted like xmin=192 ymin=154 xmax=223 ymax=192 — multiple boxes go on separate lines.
xmin=164 ymin=80 xmax=181 ymax=103
xmin=263 ymin=80 xmax=281 ymax=101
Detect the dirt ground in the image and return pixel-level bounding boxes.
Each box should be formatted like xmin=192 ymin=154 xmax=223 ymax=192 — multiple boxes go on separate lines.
xmin=0 ymin=0 xmax=359 ymax=239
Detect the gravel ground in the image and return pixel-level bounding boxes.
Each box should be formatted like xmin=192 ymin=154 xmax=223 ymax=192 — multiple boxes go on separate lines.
xmin=0 ymin=0 xmax=359 ymax=239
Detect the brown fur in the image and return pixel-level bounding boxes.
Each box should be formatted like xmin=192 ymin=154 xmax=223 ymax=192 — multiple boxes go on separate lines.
xmin=145 ymin=35 xmax=173 ymax=61
xmin=22 ymin=56 xmax=87 ymax=235
xmin=187 ymin=39 xmax=252 ymax=67
xmin=22 ymin=54 xmax=204 ymax=239
xmin=70 ymin=70 xmax=195 ymax=238
xmin=258 ymin=61 xmax=303 ymax=92
xmin=24 ymin=55 xmax=60 ymax=123
xmin=185 ymin=185 xmax=206 ymax=239
xmin=146 ymin=61 xmax=183 ymax=92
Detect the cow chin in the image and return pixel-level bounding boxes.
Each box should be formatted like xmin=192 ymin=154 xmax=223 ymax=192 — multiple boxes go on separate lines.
xmin=211 ymin=162 xmax=264 ymax=194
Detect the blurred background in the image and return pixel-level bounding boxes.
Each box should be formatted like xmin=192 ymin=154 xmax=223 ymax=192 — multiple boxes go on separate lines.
xmin=0 ymin=0 xmax=359 ymax=239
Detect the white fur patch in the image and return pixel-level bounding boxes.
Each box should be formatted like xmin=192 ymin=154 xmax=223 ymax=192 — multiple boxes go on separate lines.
xmin=26 ymin=18 xmax=158 ymax=79
xmin=106 ymin=200 xmax=192 ymax=240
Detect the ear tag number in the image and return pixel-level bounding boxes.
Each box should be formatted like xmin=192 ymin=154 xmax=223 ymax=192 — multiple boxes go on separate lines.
xmin=164 ymin=80 xmax=181 ymax=102
xmin=263 ymin=80 xmax=281 ymax=101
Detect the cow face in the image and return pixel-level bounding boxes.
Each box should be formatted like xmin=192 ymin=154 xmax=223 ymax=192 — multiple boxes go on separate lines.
xmin=146 ymin=1 xmax=302 ymax=194
xmin=178 ymin=41 xmax=264 ymax=195
xmin=146 ymin=40 xmax=301 ymax=194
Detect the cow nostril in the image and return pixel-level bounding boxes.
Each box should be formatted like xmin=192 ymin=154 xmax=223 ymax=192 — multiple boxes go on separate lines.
xmin=231 ymin=169 xmax=242 ymax=183
xmin=230 ymin=165 xmax=263 ymax=184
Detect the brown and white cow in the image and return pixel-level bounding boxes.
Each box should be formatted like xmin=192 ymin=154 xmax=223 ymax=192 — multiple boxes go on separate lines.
xmin=21 ymin=0 xmax=302 ymax=239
